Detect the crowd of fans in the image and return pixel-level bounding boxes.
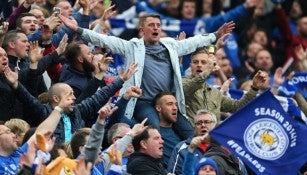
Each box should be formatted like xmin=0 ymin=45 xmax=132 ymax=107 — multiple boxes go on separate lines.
xmin=0 ymin=0 xmax=306 ymax=174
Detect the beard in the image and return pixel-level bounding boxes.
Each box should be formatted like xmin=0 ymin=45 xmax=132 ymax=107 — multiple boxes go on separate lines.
xmin=82 ymin=59 xmax=95 ymax=73
xmin=162 ymin=112 xmax=177 ymax=124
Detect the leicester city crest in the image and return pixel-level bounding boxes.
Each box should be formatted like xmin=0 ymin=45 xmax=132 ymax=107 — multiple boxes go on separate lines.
xmin=244 ymin=118 xmax=289 ymax=160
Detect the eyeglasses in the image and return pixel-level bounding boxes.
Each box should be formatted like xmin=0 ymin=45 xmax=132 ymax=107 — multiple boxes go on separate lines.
xmin=0 ymin=129 xmax=12 ymax=136
xmin=199 ymin=165 xmax=215 ymax=171
xmin=195 ymin=120 xmax=215 ymax=126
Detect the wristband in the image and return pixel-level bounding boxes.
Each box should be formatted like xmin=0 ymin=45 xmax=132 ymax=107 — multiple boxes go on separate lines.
xmin=54 ymin=106 xmax=64 ymax=114
xmin=125 ymin=131 xmax=134 ymax=138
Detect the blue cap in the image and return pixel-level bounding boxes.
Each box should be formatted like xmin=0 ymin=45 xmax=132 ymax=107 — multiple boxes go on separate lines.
xmin=195 ymin=157 xmax=218 ymax=175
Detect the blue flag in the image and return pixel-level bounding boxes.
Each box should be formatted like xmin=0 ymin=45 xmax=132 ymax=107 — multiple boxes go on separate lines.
xmin=228 ymin=88 xmax=244 ymax=100
xmin=210 ymin=90 xmax=307 ymax=175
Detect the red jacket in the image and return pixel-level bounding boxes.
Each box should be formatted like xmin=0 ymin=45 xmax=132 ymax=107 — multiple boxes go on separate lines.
xmin=42 ymin=44 xmax=62 ymax=84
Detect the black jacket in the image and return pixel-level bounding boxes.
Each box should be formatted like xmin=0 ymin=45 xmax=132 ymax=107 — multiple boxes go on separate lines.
xmin=204 ymin=142 xmax=242 ymax=175
xmin=0 ymin=52 xmax=59 ymax=122
xmin=127 ymin=152 xmax=168 ymax=175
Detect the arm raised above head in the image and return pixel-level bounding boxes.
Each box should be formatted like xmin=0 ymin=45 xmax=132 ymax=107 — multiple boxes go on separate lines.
xmin=26 ymin=91 xmax=75 ymax=144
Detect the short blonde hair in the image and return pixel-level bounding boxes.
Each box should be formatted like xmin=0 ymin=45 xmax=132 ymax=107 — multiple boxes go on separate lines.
xmin=138 ymin=14 xmax=161 ymax=29
xmin=5 ymin=118 xmax=30 ymax=136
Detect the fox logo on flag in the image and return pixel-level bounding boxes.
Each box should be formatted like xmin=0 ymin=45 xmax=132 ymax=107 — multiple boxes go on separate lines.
xmin=209 ymin=90 xmax=307 ymax=175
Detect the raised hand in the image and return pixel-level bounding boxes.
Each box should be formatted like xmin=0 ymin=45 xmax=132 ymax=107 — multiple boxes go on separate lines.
xmin=188 ymin=133 xmax=209 ymax=152
xmin=98 ymin=53 xmax=113 ymax=72
xmin=89 ymin=0 xmax=99 ymax=11
xmin=102 ymin=4 xmax=117 ymax=21
xmin=294 ymin=45 xmax=307 ymax=71
xmin=45 ymin=14 xmax=62 ymax=31
xmin=58 ymin=14 xmax=79 ymax=31
xmin=175 ymin=31 xmax=186 ymax=41
xmin=188 ymin=136 xmax=203 ymax=152
xmin=79 ymin=0 xmax=89 ymax=9
xmin=295 ymin=45 xmax=307 ymax=61
xmin=4 ymin=66 xmax=18 ymax=89
xmin=97 ymin=98 xmax=118 ymax=124
xmin=216 ymin=33 xmax=230 ymax=49
xmin=273 ymin=67 xmax=285 ymax=87
xmin=120 ymin=63 xmax=138 ymax=81
xmin=220 ymin=78 xmax=234 ymax=94
xmin=252 ymin=70 xmax=267 ymax=90
xmin=92 ymin=53 xmax=113 ymax=80
xmin=45 ymin=136 xmax=56 ymax=153
xmin=29 ymin=41 xmax=44 ymax=65
xmin=123 ymin=86 xmax=142 ymax=100
xmin=79 ymin=0 xmax=90 ymax=15
xmin=131 ymin=118 xmax=148 ymax=136
xmin=55 ymin=34 xmax=68 ymax=55
xmin=0 ymin=21 xmax=9 ymax=36
xmin=215 ymin=21 xmax=235 ymax=39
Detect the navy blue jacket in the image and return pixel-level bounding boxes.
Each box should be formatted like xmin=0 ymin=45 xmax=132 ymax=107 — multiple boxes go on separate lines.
xmin=13 ymin=78 xmax=124 ymax=143
xmin=127 ymin=152 xmax=168 ymax=175
xmin=167 ymin=137 xmax=206 ymax=175
xmin=59 ymin=64 xmax=95 ymax=99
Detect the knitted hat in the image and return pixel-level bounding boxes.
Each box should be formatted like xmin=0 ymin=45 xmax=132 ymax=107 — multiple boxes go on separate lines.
xmin=195 ymin=157 xmax=218 ymax=175
xmin=46 ymin=156 xmax=77 ymax=175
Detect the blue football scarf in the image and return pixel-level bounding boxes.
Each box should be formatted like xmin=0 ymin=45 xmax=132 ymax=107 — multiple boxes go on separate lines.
xmin=210 ymin=90 xmax=307 ymax=174
xmin=109 ymin=17 xmax=205 ymax=37
xmin=278 ymin=72 xmax=307 ymax=97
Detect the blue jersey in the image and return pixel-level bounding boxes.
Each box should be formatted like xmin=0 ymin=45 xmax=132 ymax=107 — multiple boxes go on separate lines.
xmin=0 ymin=143 xmax=28 ymax=175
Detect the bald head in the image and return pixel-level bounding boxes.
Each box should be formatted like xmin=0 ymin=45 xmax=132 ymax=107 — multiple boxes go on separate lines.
xmin=48 ymin=83 xmax=71 ymax=104
xmin=48 ymin=83 xmax=76 ymax=112
xmin=49 ymin=83 xmax=65 ymax=99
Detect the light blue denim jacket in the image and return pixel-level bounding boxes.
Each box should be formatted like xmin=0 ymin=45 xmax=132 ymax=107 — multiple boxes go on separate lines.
xmin=79 ymin=28 xmax=217 ymax=118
